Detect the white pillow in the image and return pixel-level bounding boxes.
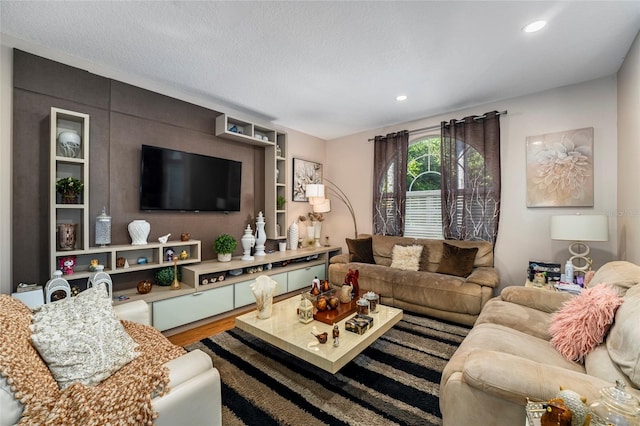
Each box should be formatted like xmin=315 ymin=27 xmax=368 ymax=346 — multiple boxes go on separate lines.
xmin=390 ymin=245 xmax=423 ymax=271
xmin=30 ymin=282 xmax=139 ymax=389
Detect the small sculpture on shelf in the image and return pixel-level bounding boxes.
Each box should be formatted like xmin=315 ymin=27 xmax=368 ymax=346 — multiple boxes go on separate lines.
xmin=88 ymin=258 xmax=99 ymax=272
xmin=180 ymin=233 xmax=190 ymax=241
xmin=165 ymin=248 xmax=175 ymax=261
xmin=58 ymin=256 xmax=76 ymax=275
xmin=158 ymin=233 xmax=171 ymax=244
xmin=137 ymin=280 xmax=152 ymax=294
xmin=179 ymin=250 xmax=189 ymax=260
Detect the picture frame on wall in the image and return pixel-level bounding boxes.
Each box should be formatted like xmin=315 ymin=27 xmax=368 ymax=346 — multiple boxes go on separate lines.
xmin=526 ymin=127 xmax=594 ymax=207
xmin=292 ymin=158 xmax=322 ymax=202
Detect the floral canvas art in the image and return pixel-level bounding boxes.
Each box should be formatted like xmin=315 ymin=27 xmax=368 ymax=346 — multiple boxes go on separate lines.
xmin=292 ymin=158 xmax=322 ymax=202
xmin=526 ymin=127 xmax=594 ymax=207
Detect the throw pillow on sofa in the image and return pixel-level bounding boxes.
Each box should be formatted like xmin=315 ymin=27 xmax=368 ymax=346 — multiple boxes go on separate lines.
xmin=436 ymin=242 xmax=478 ymax=277
xmin=346 ymin=237 xmax=375 ymax=264
xmin=549 ymin=284 xmax=623 ymax=362
xmin=390 ymin=244 xmax=423 ymax=271
xmin=606 ymin=283 xmax=640 ymax=387
xmin=30 ymin=282 xmax=140 ymax=389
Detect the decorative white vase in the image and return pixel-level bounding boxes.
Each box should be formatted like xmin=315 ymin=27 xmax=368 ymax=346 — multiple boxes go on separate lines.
xmin=307 ymin=222 xmax=316 ymax=246
xmin=255 ymin=212 xmax=267 ymax=256
xmin=288 ymin=221 xmax=299 ymax=250
xmin=128 ymin=220 xmax=150 ymax=245
xmin=314 ymin=221 xmax=322 ymax=247
xmin=241 ymin=224 xmax=255 ymax=261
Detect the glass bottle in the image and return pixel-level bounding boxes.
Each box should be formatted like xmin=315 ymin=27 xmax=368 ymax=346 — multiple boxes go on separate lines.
xmin=589 ymin=381 xmax=640 ymax=426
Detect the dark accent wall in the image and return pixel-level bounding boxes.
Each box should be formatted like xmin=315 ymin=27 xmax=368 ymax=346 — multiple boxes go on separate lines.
xmin=12 ymin=50 xmax=262 ymax=288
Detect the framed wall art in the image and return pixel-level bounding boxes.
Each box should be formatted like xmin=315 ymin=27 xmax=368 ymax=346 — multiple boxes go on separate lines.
xmin=526 ymin=127 xmax=594 ymax=207
xmin=292 ymin=158 xmax=322 ymax=202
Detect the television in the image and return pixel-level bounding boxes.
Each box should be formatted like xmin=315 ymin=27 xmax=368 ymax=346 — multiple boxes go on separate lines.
xmin=139 ymin=144 xmax=241 ymax=212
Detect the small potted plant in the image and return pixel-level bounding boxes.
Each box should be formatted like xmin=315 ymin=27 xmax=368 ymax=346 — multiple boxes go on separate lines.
xmin=56 ymin=177 xmax=84 ymax=204
xmin=214 ymin=234 xmax=237 ymax=262
xmin=277 ymin=196 xmax=286 ymax=210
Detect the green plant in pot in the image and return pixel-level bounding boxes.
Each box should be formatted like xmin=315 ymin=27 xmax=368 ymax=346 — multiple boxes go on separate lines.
xmin=277 ymin=196 xmax=286 ymax=210
xmin=215 ymin=234 xmax=237 ymax=262
xmin=56 ymin=177 xmax=84 ymax=204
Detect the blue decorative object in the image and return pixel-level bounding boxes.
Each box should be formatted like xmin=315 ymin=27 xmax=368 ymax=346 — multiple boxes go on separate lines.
xmin=137 ymin=257 xmax=148 ymax=265
xmin=229 ymin=125 xmax=238 ymax=133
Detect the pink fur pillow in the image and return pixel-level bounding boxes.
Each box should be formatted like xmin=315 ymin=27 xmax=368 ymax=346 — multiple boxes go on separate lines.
xmin=549 ymin=284 xmax=623 ymax=362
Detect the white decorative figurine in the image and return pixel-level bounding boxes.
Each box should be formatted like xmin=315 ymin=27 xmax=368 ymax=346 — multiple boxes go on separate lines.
xmin=241 ymin=224 xmax=255 ymax=261
xmin=254 ymin=212 xmax=267 ymax=256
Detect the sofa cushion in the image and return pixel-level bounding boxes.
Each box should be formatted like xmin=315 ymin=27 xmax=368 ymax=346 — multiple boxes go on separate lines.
xmin=589 ymin=260 xmax=640 ymax=294
xmin=345 ymin=237 xmax=375 ymax=264
xmin=584 ymin=344 xmax=635 ymax=388
xmin=475 ymin=297 xmax=555 ymax=341
xmin=549 ymin=284 xmax=623 ymax=362
xmin=30 ymin=283 xmax=139 ymax=389
xmin=371 ymin=234 xmax=416 ymax=266
xmin=418 ymin=243 xmax=430 ymax=271
xmin=390 ymin=244 xmax=423 ymax=271
xmin=607 ymin=283 xmax=640 ymax=387
xmin=437 ymin=243 xmax=478 ymax=277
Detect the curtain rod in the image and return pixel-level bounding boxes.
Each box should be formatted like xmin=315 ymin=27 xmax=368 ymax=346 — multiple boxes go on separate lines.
xmin=368 ymin=110 xmax=507 ymax=142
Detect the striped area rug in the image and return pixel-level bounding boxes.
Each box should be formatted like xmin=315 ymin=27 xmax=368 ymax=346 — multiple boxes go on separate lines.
xmin=186 ymin=313 xmax=470 ymax=426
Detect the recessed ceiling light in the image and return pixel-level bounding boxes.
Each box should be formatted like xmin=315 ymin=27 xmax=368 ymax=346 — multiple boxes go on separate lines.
xmin=523 ymin=20 xmax=547 ymax=33
xmin=396 ymin=95 xmax=407 ymax=101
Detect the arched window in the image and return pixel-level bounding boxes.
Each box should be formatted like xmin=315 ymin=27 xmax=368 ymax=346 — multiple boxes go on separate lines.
xmin=405 ymin=135 xmax=443 ymax=239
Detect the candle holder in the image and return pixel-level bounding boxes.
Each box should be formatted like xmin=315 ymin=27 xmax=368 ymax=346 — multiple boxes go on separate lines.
xmin=170 ymin=257 xmax=181 ymax=290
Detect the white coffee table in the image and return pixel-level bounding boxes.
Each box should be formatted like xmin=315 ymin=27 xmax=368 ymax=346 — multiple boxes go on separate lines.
xmin=235 ymin=296 xmax=403 ymax=374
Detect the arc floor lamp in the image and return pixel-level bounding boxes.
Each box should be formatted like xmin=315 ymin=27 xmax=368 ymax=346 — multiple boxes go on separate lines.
xmin=305 ymin=178 xmax=358 ymax=238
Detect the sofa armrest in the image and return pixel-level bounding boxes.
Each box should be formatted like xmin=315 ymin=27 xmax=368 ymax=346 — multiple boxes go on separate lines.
xmin=500 ymin=286 xmax=573 ymax=313
xmin=330 ymin=253 xmax=350 ymax=264
xmin=153 ymin=350 xmax=222 ymax=426
xmin=114 ymin=300 xmax=151 ymax=325
xmin=465 ymin=267 xmax=499 ymax=287
xmin=461 ymin=350 xmax=630 ymax=405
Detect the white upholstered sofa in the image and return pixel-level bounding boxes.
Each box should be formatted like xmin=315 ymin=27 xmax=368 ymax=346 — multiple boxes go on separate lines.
xmin=0 ymin=299 xmax=222 ymax=426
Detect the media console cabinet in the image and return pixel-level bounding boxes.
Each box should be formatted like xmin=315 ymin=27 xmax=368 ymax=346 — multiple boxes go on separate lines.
xmin=112 ymin=245 xmax=341 ymax=333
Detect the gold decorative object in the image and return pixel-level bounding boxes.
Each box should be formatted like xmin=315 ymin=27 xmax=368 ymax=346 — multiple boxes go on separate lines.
xmin=170 ymin=257 xmax=181 ymax=290
xmin=137 ymin=280 xmax=152 ymax=294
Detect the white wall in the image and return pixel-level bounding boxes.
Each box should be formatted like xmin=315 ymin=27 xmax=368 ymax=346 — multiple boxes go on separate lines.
xmin=617 ymin=31 xmax=640 ymax=263
xmin=0 ymin=43 xmax=13 ymax=295
xmin=326 ymin=77 xmax=619 ymax=293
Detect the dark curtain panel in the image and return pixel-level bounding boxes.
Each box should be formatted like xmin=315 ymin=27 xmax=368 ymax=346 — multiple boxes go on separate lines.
xmin=440 ymin=111 xmax=501 ymax=244
xmin=373 ymin=131 xmax=409 ymax=236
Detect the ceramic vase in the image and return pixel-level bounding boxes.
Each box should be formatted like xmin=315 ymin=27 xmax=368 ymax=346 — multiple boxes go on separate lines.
xmin=288 ymin=221 xmax=299 ymax=250
xmin=128 ymin=220 xmax=150 ymax=245
xmin=57 ymin=223 xmax=77 ymax=251
xmin=241 ymin=224 xmax=255 ymax=261
xmin=254 ymin=212 xmax=267 ymax=256
xmin=314 ymin=221 xmax=322 ymax=247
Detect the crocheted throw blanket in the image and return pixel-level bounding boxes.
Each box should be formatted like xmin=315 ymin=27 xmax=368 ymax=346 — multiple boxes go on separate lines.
xmin=0 ymin=295 xmax=186 ymax=425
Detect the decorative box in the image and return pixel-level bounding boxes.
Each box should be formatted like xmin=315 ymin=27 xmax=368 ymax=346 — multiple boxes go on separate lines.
xmin=345 ymin=314 xmax=374 ymax=335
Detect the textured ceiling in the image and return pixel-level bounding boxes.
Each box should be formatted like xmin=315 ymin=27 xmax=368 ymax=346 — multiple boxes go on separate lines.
xmin=1 ymin=1 xmax=639 ymax=140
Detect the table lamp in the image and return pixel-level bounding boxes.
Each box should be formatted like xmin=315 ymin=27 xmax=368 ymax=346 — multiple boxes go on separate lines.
xmin=550 ymin=214 xmax=608 ymax=271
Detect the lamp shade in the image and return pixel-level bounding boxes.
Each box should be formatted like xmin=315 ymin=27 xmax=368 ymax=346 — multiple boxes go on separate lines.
xmin=312 ymin=198 xmax=331 ymax=213
xmin=550 ymin=214 xmax=609 ymax=242
xmin=305 ymin=184 xmax=325 ymax=199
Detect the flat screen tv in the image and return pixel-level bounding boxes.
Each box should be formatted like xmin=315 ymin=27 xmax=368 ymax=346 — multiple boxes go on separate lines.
xmin=139 ymin=144 xmax=241 ymax=212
